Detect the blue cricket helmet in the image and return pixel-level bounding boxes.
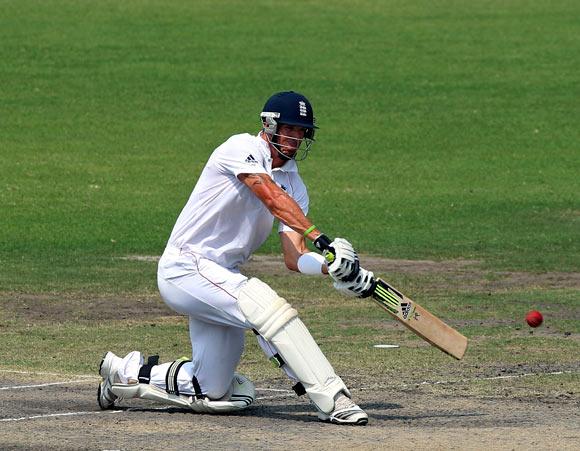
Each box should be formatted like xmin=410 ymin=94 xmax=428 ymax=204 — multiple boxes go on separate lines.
xmin=260 ymin=91 xmax=317 ymax=140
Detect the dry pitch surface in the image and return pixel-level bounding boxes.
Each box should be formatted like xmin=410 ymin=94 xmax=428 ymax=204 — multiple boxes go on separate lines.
xmin=1 ymin=371 xmax=578 ymax=450
xmin=1 ymin=257 xmax=579 ymax=450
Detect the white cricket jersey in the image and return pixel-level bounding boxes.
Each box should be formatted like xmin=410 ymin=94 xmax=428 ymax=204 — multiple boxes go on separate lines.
xmin=167 ymin=133 xmax=309 ymax=269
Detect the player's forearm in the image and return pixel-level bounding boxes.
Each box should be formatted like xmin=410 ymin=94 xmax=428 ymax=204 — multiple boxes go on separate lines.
xmin=266 ymin=194 xmax=327 ymax=247
xmin=239 ymin=173 xmax=320 ymax=237
xmin=241 ymin=174 xmax=357 ymax=279
xmin=267 ymin=194 xmax=313 ymax=235
xmin=280 ymin=231 xmax=329 ymax=274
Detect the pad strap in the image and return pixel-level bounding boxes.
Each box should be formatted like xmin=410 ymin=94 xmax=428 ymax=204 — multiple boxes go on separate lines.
xmin=269 ymin=353 xmax=285 ymax=368
xmin=137 ymin=355 xmax=159 ymax=384
xmin=191 ymin=375 xmax=205 ymax=399
xmin=292 ymin=382 xmax=306 ymax=396
xmin=165 ymin=358 xmax=190 ymax=396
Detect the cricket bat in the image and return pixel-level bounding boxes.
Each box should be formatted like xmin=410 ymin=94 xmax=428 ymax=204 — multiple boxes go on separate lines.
xmin=313 ymin=235 xmax=467 ymax=359
xmin=370 ymin=278 xmax=468 ymax=359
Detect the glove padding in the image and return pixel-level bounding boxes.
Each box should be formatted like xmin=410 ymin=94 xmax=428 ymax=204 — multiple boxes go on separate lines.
xmin=325 ymin=238 xmax=360 ymax=282
xmin=334 ymin=267 xmax=375 ymax=298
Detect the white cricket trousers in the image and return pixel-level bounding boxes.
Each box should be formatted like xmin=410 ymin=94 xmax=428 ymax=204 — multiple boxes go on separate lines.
xmin=157 ymin=247 xmax=288 ymax=399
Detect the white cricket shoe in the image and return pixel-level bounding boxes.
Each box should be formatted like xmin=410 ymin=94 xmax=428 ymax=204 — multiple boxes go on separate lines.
xmin=318 ymin=392 xmax=368 ymax=425
xmin=97 ymin=351 xmax=122 ymax=409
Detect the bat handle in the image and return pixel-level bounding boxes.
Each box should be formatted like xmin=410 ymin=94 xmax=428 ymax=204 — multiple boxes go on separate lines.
xmin=313 ymin=234 xmax=335 ymax=262
xmin=361 ymin=277 xmax=377 ymax=298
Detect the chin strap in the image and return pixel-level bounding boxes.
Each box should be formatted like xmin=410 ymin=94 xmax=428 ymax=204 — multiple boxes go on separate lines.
xmin=263 ymin=130 xmax=292 ymax=161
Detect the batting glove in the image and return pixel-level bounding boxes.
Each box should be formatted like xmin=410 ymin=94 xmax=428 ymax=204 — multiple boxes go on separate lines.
xmin=325 ymin=238 xmax=360 ymax=282
xmin=334 ymin=267 xmax=375 ymax=298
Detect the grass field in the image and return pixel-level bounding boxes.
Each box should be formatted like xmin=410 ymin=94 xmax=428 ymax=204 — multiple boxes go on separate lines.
xmin=1 ymin=1 xmax=579 ymax=449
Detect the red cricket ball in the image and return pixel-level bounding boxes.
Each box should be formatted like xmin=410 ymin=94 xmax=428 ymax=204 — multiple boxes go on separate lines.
xmin=525 ymin=310 xmax=543 ymax=328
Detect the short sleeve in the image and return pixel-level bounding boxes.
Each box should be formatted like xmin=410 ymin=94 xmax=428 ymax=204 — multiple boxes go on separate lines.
xmin=212 ymin=135 xmax=270 ymax=177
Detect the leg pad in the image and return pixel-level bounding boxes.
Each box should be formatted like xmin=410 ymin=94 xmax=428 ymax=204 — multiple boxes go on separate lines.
xmin=110 ymin=373 xmax=255 ymax=413
xmin=238 ymin=278 xmax=349 ymax=414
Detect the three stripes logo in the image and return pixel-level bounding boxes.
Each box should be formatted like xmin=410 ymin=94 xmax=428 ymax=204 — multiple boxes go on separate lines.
xmin=298 ymin=101 xmax=307 ymax=117
xmin=231 ymin=394 xmax=254 ymax=406
xmin=401 ymin=302 xmax=413 ymax=320
xmin=245 ymin=154 xmax=258 ymax=164
xmin=374 ymin=279 xmax=416 ymax=321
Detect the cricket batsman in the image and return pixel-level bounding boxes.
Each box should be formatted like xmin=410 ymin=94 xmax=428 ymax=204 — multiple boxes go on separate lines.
xmin=97 ymin=91 xmax=374 ymax=425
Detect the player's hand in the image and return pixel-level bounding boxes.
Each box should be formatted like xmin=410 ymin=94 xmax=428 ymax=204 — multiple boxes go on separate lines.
xmin=333 ymin=267 xmax=375 ymax=298
xmin=325 ymin=238 xmax=360 ymax=282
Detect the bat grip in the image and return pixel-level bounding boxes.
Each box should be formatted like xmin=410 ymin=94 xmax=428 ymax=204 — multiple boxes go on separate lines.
xmin=360 ymin=277 xmax=377 ymax=298
xmin=313 ymin=234 xmax=334 ymax=262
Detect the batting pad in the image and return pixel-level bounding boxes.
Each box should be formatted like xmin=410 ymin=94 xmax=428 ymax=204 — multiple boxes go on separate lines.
xmin=111 ymin=373 xmax=255 ymax=413
xmin=238 ymin=278 xmax=349 ymax=414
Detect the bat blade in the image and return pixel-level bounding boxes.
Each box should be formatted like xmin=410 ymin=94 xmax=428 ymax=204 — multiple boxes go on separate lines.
xmin=371 ymin=278 xmax=468 ymax=360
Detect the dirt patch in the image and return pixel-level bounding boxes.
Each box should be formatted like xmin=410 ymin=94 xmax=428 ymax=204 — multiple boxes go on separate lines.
xmin=120 ymin=253 xmax=483 ymax=274
xmin=352 ymin=255 xmax=580 ymax=292
xmin=124 ymin=254 xmax=580 ymax=291
xmin=2 ymin=255 xmax=579 ymax=325
xmin=0 ymin=372 xmax=578 ymax=450
xmin=1 ymin=256 xmax=579 ymax=449
xmin=0 ymin=292 xmax=174 ymax=324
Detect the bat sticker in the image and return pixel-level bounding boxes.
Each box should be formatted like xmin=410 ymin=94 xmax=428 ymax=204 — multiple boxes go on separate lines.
xmin=370 ymin=278 xmax=467 ymax=359
xmin=401 ymin=301 xmax=414 ymax=320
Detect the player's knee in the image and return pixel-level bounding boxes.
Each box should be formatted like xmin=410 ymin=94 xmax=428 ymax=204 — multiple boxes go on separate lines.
xmin=171 ymin=360 xmax=231 ymax=400
xmin=238 ymin=278 xmax=298 ymax=340
xmin=198 ymin=371 xmax=255 ymax=404
xmin=201 ymin=374 xmax=236 ymax=400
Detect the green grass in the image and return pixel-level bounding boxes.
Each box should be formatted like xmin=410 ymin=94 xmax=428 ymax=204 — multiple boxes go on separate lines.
xmin=1 ymin=278 xmax=577 ymax=395
xmin=2 ymin=0 xmax=579 ymax=295
xmin=0 ymin=0 xmax=578 ymax=402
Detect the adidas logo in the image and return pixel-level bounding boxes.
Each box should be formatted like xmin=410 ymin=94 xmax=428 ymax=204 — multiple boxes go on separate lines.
xmin=401 ymin=302 xmax=412 ymax=320
xmin=299 ymin=101 xmax=307 ymax=117
xmin=245 ymin=154 xmax=258 ymax=164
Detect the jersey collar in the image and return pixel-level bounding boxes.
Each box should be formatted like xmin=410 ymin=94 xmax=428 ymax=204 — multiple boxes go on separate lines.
xmin=274 ymin=159 xmax=298 ymax=173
